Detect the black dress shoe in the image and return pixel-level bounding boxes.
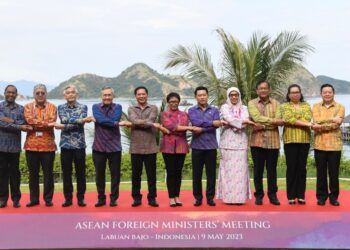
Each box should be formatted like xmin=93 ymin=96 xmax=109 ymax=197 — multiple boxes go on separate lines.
xmin=148 ymin=200 xmax=159 ymax=207
xmin=288 ymin=200 xmax=296 ymax=205
xmin=0 ymin=201 xmax=7 ymax=208
xmin=131 ymin=200 xmax=142 ymax=207
xmin=110 ymin=200 xmax=118 ymax=207
xmin=330 ymin=200 xmax=340 ymax=206
xmin=78 ymin=200 xmax=87 ymax=207
xmin=45 ymin=201 xmax=53 ymax=207
xmin=193 ymin=199 xmax=202 ymax=206
xmin=317 ymin=200 xmax=326 ymax=206
xmin=13 ymin=201 xmax=21 ymax=208
xmin=269 ymin=198 xmax=280 ymax=206
xmin=62 ymin=200 xmax=72 ymax=207
xmin=176 ymin=201 xmax=183 ymax=207
xmin=255 ymin=199 xmax=263 ymax=205
xmin=26 ymin=201 xmax=40 ymax=207
xmin=95 ymin=200 xmax=106 ymax=207
xmin=297 ymin=199 xmax=306 ymax=205
xmin=207 ymin=199 xmax=216 ymax=206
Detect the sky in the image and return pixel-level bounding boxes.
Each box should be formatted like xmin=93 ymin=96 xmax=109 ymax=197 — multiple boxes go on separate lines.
xmin=0 ymin=0 xmax=349 ymax=86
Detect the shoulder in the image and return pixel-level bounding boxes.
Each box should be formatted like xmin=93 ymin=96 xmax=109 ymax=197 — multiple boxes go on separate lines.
xmin=248 ymin=98 xmax=258 ymax=105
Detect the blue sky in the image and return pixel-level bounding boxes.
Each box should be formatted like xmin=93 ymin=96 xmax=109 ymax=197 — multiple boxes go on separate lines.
xmin=0 ymin=0 xmax=349 ymax=85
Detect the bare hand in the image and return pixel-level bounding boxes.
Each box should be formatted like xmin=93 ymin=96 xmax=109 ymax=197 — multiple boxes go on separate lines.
xmin=160 ymin=126 xmax=170 ymax=135
xmin=192 ymin=126 xmax=203 ymax=134
xmin=153 ymin=123 xmax=161 ymax=129
xmin=244 ymin=119 xmax=255 ymax=126
xmin=84 ymin=116 xmax=95 ymax=123
xmin=253 ymin=124 xmax=265 ymax=131
xmin=20 ymin=125 xmax=33 ymax=131
xmin=54 ymin=123 xmax=65 ymax=130
xmin=0 ymin=117 xmax=15 ymax=123
xmin=119 ymin=120 xmax=132 ymax=127
xmin=312 ymin=123 xmax=322 ymax=132
xmin=273 ymin=119 xmax=284 ymax=126
xmin=47 ymin=122 xmax=56 ymax=127
xmin=220 ymin=120 xmax=229 ymax=126
xmin=333 ymin=117 xmax=343 ymax=125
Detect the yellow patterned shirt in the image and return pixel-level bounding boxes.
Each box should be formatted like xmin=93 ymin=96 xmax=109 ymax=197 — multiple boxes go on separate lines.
xmin=279 ymin=102 xmax=312 ymax=144
xmin=312 ymin=101 xmax=345 ymax=151
xmin=248 ymin=97 xmax=280 ymax=149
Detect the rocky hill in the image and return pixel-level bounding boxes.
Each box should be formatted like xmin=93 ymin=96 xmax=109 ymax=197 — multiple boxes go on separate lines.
xmin=48 ymin=62 xmax=349 ymax=99
xmin=48 ymin=63 xmax=198 ymax=98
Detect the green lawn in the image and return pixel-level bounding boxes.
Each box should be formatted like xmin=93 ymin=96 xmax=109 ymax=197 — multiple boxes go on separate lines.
xmin=19 ymin=178 xmax=350 ymax=193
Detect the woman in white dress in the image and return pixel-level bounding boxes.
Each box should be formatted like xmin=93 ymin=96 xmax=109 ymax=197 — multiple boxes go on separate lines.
xmin=217 ymin=87 xmax=253 ymax=204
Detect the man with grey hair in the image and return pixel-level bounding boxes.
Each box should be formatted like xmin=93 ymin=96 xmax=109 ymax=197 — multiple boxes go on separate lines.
xmin=54 ymin=84 xmax=95 ymax=207
xmin=24 ymin=83 xmax=57 ymax=207
xmin=92 ymin=86 xmax=131 ymax=207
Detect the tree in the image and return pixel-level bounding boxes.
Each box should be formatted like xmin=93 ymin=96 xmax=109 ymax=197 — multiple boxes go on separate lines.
xmin=165 ymin=28 xmax=313 ymax=105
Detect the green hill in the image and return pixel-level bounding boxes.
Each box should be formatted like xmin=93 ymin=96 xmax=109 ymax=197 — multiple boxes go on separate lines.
xmin=285 ymin=65 xmax=321 ymax=97
xmin=48 ymin=63 xmax=349 ymax=99
xmin=316 ymin=75 xmax=350 ymax=94
xmin=48 ymin=63 xmax=198 ymax=98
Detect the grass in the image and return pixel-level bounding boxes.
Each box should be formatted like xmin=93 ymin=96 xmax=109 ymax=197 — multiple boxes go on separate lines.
xmin=19 ymin=178 xmax=350 ymax=193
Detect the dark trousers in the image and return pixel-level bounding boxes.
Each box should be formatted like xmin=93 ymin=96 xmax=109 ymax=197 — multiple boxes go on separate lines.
xmin=192 ymin=149 xmax=217 ymax=201
xmin=26 ymin=151 xmax=55 ymax=203
xmin=131 ymin=153 xmax=157 ymax=201
xmin=162 ymin=153 xmax=186 ymax=198
xmin=284 ymin=143 xmax=309 ymax=200
xmin=314 ymin=149 xmax=341 ymax=202
xmin=61 ymin=148 xmax=86 ymax=201
xmin=0 ymin=152 xmax=21 ymax=202
xmin=92 ymin=150 xmax=121 ymax=201
xmin=251 ymin=147 xmax=279 ymax=200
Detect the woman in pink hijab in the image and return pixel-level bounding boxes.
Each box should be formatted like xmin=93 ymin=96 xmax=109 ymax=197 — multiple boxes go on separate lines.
xmin=216 ymin=87 xmax=254 ymax=204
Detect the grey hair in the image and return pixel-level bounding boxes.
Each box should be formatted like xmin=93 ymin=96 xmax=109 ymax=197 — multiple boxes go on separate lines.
xmin=33 ymin=83 xmax=47 ymax=94
xmin=63 ymin=84 xmax=79 ymax=95
xmin=101 ymin=86 xmax=115 ymax=95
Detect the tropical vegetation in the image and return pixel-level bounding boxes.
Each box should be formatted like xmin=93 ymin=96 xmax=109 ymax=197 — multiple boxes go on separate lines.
xmin=165 ymin=28 xmax=314 ymax=105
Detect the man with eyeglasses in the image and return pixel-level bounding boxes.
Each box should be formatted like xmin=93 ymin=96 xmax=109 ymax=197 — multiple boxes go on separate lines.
xmin=54 ymin=85 xmax=95 ymax=207
xmin=24 ymin=84 xmax=57 ymax=207
xmin=0 ymin=85 xmax=33 ymax=208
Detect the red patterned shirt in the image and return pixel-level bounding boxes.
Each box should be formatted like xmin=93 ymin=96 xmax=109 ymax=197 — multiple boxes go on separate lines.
xmin=160 ymin=110 xmax=189 ymax=154
xmin=24 ymin=101 xmax=57 ymax=152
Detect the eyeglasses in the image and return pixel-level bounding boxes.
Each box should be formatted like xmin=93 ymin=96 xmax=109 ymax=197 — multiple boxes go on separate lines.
xmin=289 ymin=91 xmax=301 ymax=95
xmin=229 ymin=93 xmax=239 ymax=97
xmin=35 ymin=92 xmax=46 ymax=96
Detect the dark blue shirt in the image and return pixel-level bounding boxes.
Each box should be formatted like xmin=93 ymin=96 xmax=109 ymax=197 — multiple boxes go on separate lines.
xmin=58 ymin=102 xmax=87 ymax=149
xmin=92 ymin=103 xmax=122 ymax=152
xmin=188 ymin=105 xmax=220 ymax=150
xmin=0 ymin=101 xmax=25 ymax=153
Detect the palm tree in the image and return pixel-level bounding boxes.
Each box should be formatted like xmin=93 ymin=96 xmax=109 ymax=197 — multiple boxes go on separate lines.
xmin=165 ymin=28 xmax=313 ymax=105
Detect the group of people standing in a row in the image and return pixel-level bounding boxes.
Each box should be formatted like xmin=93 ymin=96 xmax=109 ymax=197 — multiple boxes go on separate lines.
xmin=0 ymin=81 xmax=344 ymax=208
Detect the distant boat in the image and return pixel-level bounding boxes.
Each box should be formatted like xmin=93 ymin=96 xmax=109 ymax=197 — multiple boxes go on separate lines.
xmin=179 ymin=100 xmax=193 ymax=106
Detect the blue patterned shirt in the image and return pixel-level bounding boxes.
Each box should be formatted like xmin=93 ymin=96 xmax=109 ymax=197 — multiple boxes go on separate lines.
xmin=58 ymin=102 xmax=87 ymax=149
xmin=92 ymin=103 xmax=122 ymax=153
xmin=0 ymin=101 xmax=25 ymax=153
xmin=188 ymin=105 xmax=220 ymax=150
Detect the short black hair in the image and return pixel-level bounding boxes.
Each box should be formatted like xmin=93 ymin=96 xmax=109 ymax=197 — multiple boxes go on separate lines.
xmin=256 ymin=80 xmax=270 ymax=89
xmin=286 ymin=84 xmax=304 ymax=102
xmin=134 ymin=86 xmax=148 ymax=95
xmin=194 ymin=86 xmax=208 ymax=96
xmin=320 ymin=83 xmax=335 ymax=93
xmin=166 ymin=92 xmax=181 ymax=102
xmin=4 ymin=84 xmax=17 ymax=94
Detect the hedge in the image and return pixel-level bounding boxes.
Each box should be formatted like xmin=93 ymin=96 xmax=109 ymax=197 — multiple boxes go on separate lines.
xmin=17 ymin=151 xmax=350 ymax=184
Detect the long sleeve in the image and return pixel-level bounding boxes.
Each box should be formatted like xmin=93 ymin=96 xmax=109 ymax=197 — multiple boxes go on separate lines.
xmin=0 ymin=110 xmax=23 ymax=131
xmin=93 ymin=104 xmax=122 ymax=127
xmin=220 ymin=104 xmax=244 ymax=129
xmin=128 ymin=105 xmax=158 ymax=128
xmin=248 ymin=100 xmax=274 ymax=125
xmin=24 ymin=102 xmax=56 ymax=130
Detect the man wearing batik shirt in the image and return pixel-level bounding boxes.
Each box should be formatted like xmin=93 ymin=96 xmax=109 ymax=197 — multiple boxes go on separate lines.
xmin=55 ymin=85 xmax=95 ymax=207
xmin=92 ymin=86 xmax=130 ymax=207
xmin=24 ymin=84 xmax=57 ymax=207
xmin=188 ymin=86 xmax=224 ymax=207
xmin=0 ymin=85 xmax=32 ymax=208
xmin=248 ymin=81 xmax=284 ymax=206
